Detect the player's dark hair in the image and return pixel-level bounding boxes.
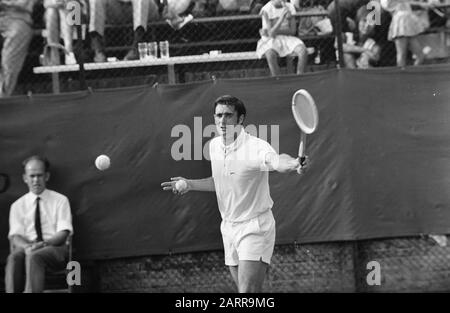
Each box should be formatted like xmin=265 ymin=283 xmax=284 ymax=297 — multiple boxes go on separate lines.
xmin=214 ymin=95 xmax=246 ymax=122
xmin=22 ymin=155 xmax=50 ymax=173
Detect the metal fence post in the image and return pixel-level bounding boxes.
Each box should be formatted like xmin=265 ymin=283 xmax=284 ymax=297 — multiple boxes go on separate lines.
xmin=334 ymin=0 xmax=345 ymax=68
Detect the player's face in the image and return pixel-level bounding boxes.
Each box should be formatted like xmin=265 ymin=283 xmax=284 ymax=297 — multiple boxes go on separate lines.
xmin=23 ymin=160 xmax=49 ymax=195
xmin=214 ymin=104 xmax=243 ymax=139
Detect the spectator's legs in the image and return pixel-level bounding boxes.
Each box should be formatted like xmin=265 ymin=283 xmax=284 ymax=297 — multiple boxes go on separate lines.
xmin=0 ymin=18 xmax=33 ymax=97
xmin=45 ymin=7 xmax=61 ymax=65
xmin=409 ymin=37 xmax=425 ymax=66
xmin=293 ymin=43 xmax=307 ymax=74
xmin=59 ymin=9 xmax=77 ymax=65
xmin=5 ymin=248 xmax=26 ymax=293
xmin=343 ymin=53 xmax=356 ymax=68
xmin=89 ymin=0 xmax=107 ymax=62
xmin=264 ymin=49 xmax=280 ymax=76
xmin=123 ymin=0 xmax=153 ymax=60
xmin=394 ymin=37 xmax=408 ymax=67
xmin=133 ymin=0 xmax=160 ymax=31
xmin=24 ymin=245 xmax=68 ymax=293
xmin=89 ymin=0 xmax=107 ymax=37
xmin=59 ymin=9 xmax=73 ymax=53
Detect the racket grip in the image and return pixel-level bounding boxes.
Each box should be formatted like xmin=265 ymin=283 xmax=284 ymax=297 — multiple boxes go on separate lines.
xmin=298 ymin=133 xmax=306 ymax=157
xmin=300 ymin=156 xmax=306 ymax=166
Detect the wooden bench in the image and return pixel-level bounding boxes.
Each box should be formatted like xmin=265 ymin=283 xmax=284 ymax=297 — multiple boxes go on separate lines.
xmin=34 ymin=51 xmax=260 ymax=90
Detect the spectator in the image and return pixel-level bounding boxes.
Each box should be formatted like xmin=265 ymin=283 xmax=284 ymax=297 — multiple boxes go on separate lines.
xmin=43 ymin=0 xmax=79 ymax=65
xmin=293 ymin=0 xmax=332 ymax=36
xmin=256 ymin=0 xmax=307 ymax=76
xmin=88 ymin=0 xmax=160 ymax=62
xmin=0 ymin=0 xmax=37 ymax=97
xmin=381 ymin=0 xmax=431 ymax=66
xmin=4 ymin=156 xmax=73 ymax=293
xmin=342 ymin=7 xmax=382 ymax=68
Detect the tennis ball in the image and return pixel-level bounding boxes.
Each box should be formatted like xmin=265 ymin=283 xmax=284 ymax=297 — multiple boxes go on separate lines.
xmin=95 ymin=155 xmax=110 ymax=171
xmin=175 ymin=179 xmax=187 ymax=192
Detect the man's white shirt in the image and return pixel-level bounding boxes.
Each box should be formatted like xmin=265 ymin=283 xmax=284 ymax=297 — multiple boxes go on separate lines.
xmin=209 ymin=129 xmax=277 ymax=222
xmin=8 ymin=189 xmax=73 ymax=241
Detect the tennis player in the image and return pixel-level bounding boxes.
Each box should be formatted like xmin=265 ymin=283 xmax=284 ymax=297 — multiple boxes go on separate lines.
xmin=162 ymin=95 xmax=308 ymax=292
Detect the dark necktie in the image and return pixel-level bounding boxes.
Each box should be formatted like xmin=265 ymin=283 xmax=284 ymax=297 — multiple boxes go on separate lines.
xmin=35 ymin=197 xmax=43 ymax=242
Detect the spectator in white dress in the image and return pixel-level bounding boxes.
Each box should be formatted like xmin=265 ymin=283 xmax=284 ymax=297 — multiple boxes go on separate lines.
xmin=256 ymin=0 xmax=307 ymax=76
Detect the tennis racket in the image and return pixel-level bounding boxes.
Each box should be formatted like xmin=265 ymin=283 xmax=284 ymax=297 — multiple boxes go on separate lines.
xmin=292 ymin=89 xmax=319 ymax=174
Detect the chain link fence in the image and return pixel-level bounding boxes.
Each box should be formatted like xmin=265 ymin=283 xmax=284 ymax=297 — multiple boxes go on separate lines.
xmin=96 ymin=235 xmax=450 ymax=293
xmin=6 ymin=0 xmax=446 ymax=95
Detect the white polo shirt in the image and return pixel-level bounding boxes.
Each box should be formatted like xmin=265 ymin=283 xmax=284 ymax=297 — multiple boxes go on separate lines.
xmin=210 ymin=129 xmax=277 ymax=222
xmin=8 ymin=189 xmax=73 ymax=241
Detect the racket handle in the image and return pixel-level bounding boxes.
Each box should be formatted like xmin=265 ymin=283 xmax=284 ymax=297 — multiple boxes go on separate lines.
xmin=300 ymin=156 xmax=306 ymax=166
xmin=297 ymin=133 xmax=307 ymax=174
xmin=298 ymin=133 xmax=306 ymax=157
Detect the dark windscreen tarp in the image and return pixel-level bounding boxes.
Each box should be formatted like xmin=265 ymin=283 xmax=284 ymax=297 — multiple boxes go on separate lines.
xmin=1 ymin=66 xmax=450 ymax=260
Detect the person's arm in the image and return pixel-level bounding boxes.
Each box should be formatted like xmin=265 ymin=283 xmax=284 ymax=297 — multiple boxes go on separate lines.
xmin=8 ymin=203 xmax=30 ymax=249
xmin=264 ymin=8 xmax=290 ymax=38
xmin=343 ymin=43 xmax=366 ymax=54
xmin=161 ymin=176 xmax=215 ymax=195
xmin=265 ymin=152 xmax=309 ymax=174
xmin=45 ymin=230 xmax=69 ymax=247
xmin=364 ymin=44 xmax=381 ymax=62
xmin=286 ymin=10 xmax=297 ymax=36
xmin=10 ymin=234 xmax=33 ymax=250
xmin=275 ymin=5 xmax=297 ymax=36
xmin=27 ymin=230 xmax=70 ymax=251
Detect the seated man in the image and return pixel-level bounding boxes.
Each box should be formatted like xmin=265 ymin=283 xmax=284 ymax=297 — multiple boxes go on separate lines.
xmin=5 ymin=156 xmax=73 ymax=293
xmin=89 ymin=0 xmax=160 ymax=62
xmin=256 ymin=0 xmax=307 ymax=76
xmin=0 ymin=0 xmax=37 ymax=97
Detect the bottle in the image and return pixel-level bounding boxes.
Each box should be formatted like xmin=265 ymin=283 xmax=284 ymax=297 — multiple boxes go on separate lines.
xmin=314 ymin=48 xmax=321 ymax=64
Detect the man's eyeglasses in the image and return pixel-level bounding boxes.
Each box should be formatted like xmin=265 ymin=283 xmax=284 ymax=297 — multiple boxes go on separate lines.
xmin=214 ymin=112 xmax=235 ymax=119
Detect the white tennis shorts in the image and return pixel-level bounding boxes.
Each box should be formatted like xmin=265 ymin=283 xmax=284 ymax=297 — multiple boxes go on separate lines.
xmin=220 ymin=210 xmax=276 ymax=266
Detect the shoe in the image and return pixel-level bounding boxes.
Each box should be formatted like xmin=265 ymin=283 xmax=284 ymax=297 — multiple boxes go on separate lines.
xmin=94 ymin=51 xmax=106 ymax=63
xmin=178 ymin=14 xmax=193 ymax=30
xmin=166 ymin=14 xmax=193 ymax=30
xmin=65 ymin=52 xmax=77 ymax=65
xmin=123 ymin=48 xmax=139 ymax=61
